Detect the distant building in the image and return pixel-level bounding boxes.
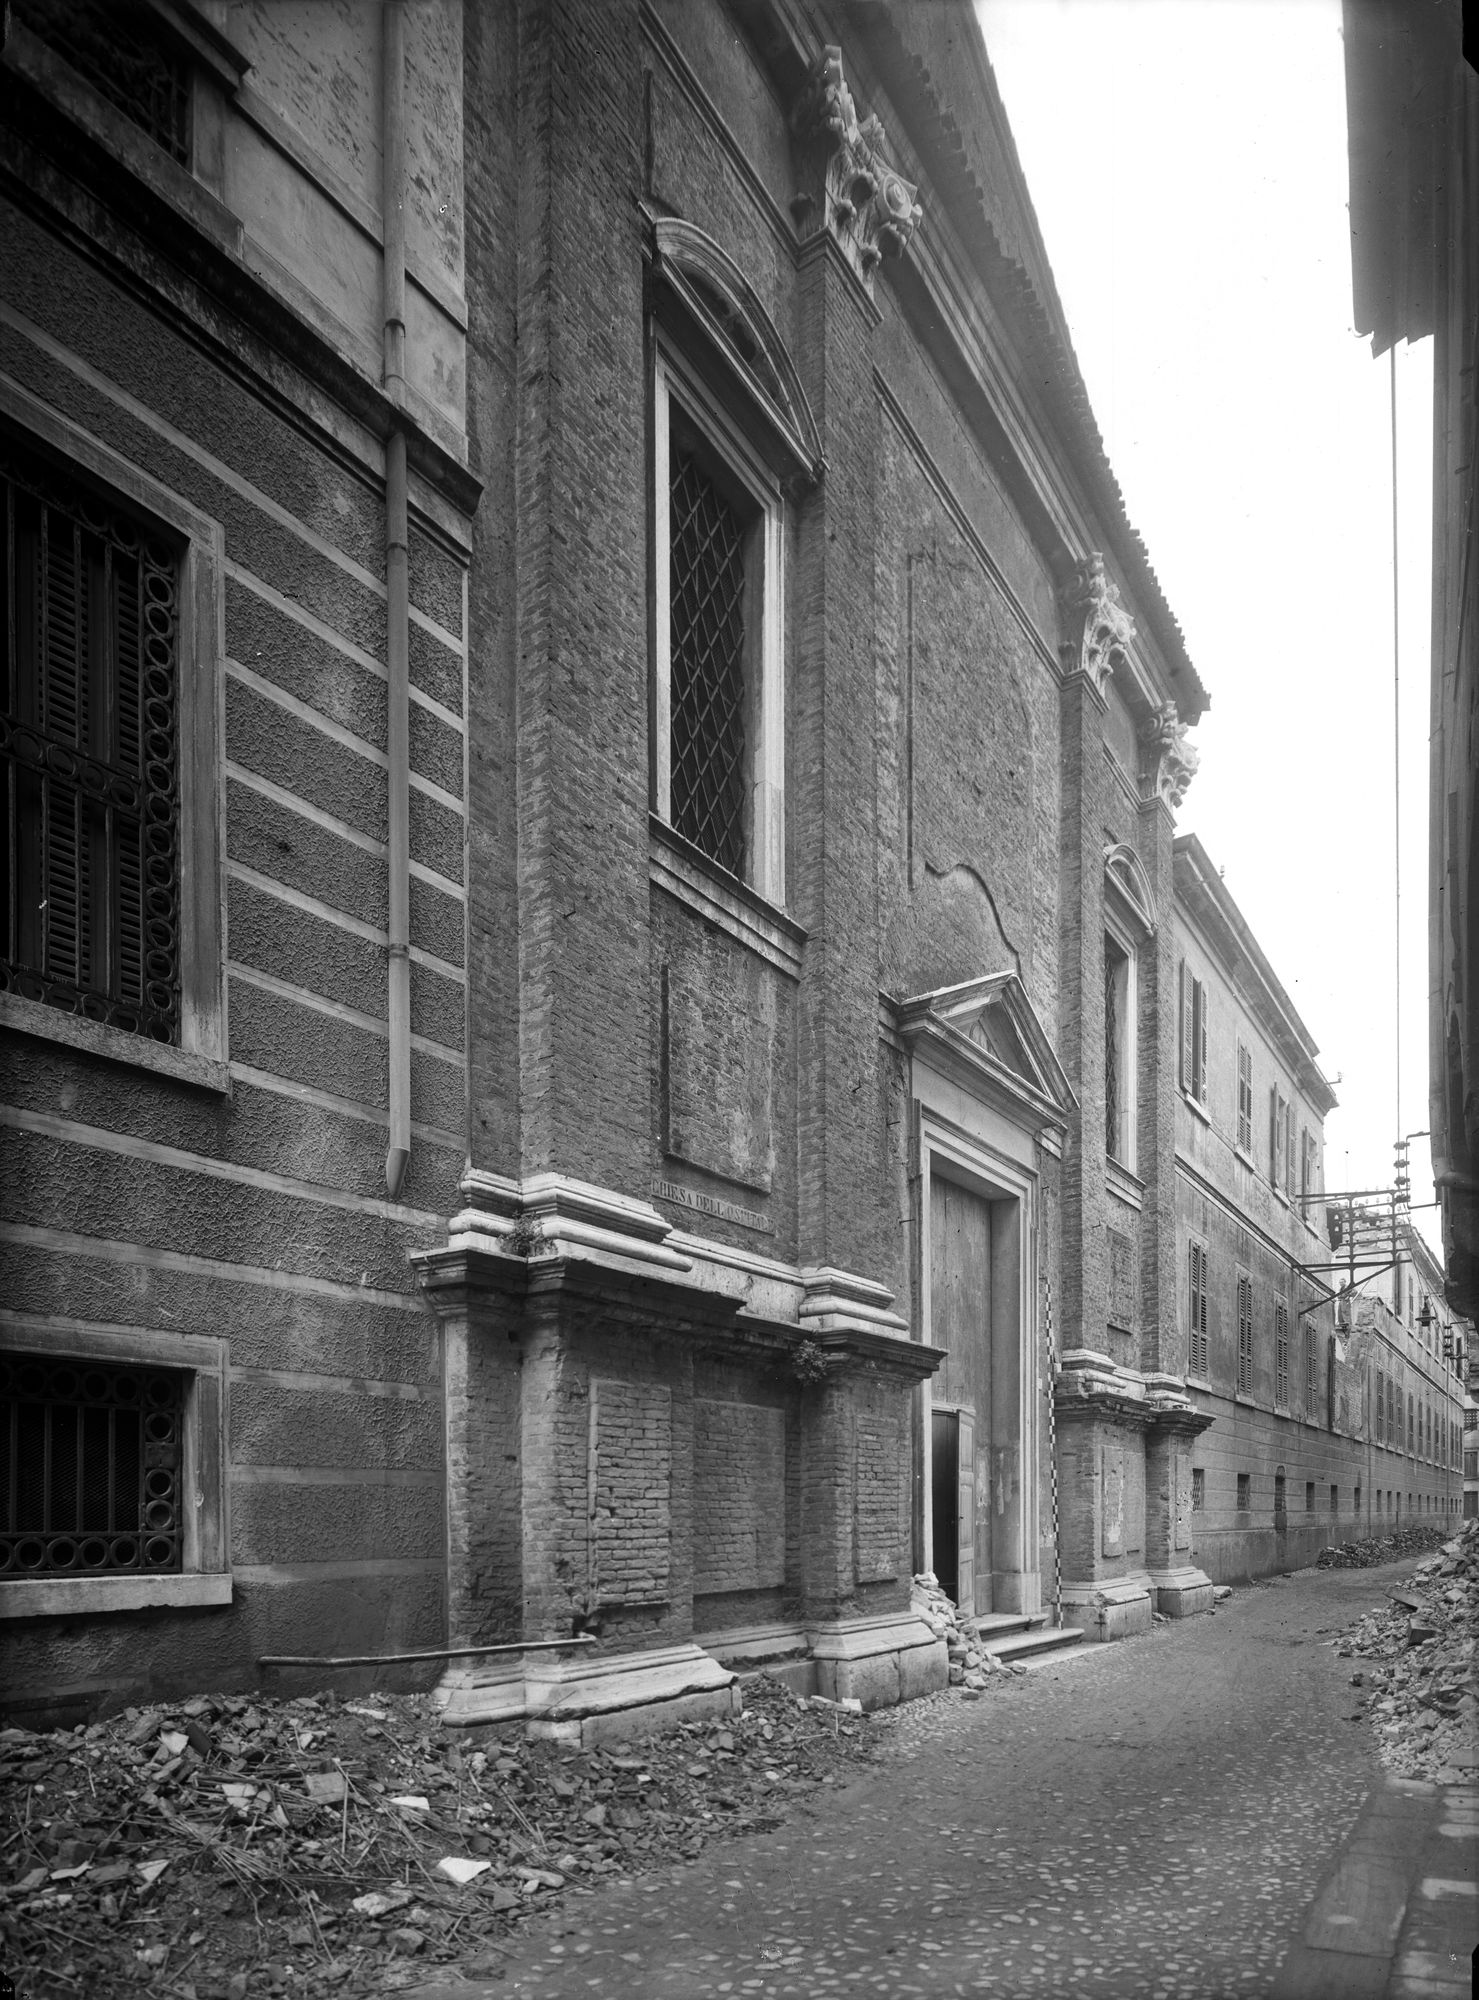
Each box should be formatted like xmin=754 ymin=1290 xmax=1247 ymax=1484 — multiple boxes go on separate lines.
xmin=1346 ymin=1221 xmax=1470 ymax=1530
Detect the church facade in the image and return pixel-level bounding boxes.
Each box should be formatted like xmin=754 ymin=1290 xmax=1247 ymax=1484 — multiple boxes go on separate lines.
xmin=2 ymin=0 xmax=1216 ymax=1734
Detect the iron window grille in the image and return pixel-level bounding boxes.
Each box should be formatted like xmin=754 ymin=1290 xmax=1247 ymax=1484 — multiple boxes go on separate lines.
xmin=1 ymin=1351 xmax=185 ymax=1578
xmin=1191 ymin=1467 xmax=1205 ymax=1511
xmin=668 ymin=445 xmax=751 ymax=877
xmin=16 ymin=0 xmax=191 ymax=163
xmin=1 ymin=439 xmax=181 ymax=1042
xmin=1237 ymin=1472 xmax=1251 ymax=1511
xmin=1236 ymin=1275 xmax=1254 ymax=1394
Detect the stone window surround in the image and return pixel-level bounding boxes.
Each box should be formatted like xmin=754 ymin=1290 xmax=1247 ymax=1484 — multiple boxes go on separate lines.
xmin=651 ymin=339 xmax=785 ymax=910
xmin=0 ymin=382 xmax=227 ymax=1094
xmin=0 ymin=1319 xmax=230 ymax=1619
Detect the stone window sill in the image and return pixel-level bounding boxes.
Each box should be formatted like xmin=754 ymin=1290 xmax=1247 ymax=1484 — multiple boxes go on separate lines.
xmin=1106 ymin=1158 xmax=1145 ymax=1209
xmin=0 ymin=1574 xmax=233 ymax=1620
xmin=0 ymin=992 xmax=231 ymax=1094
xmin=1182 ymin=1091 xmax=1211 ymax=1125
xmin=649 ymin=816 xmax=805 ymax=978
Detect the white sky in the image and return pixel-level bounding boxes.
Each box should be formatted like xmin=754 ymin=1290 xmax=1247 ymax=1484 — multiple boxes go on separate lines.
xmin=974 ymin=0 xmax=1438 ymax=1242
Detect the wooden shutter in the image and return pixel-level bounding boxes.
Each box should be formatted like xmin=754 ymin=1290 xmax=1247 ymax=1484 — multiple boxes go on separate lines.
xmin=1269 ymin=1089 xmax=1279 ymax=1184
xmin=1195 ymin=978 xmax=1208 ymax=1102
xmin=1180 ymin=960 xmax=1192 ymax=1091
xmin=955 ymin=1407 xmax=975 ymax=1621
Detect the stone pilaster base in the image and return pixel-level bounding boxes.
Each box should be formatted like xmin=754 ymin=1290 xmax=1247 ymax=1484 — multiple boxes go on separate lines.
xmin=436 ymin=1643 xmax=738 ymax=1742
xmin=1059 ymin=1575 xmax=1154 ymax=1643
xmin=808 ymin=1613 xmax=948 ymax=1709
xmin=524 ymin=1643 xmax=738 ymax=1746
xmin=1147 ymin=1565 xmax=1214 ymax=1618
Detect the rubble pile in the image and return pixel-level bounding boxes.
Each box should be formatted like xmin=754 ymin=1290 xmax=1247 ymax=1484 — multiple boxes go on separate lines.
xmin=0 ymin=1673 xmax=883 ymax=1999
xmin=1316 ymin=1523 xmax=1454 ymax=1569
xmin=1335 ymin=1521 xmax=1479 ymax=1784
xmin=911 ymin=1572 xmax=1020 ymax=1692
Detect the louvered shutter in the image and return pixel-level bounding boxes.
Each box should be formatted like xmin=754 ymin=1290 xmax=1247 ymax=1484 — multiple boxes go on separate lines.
xmin=1195 ymin=979 xmax=1208 ymax=1102
xmin=1180 ymin=960 xmax=1192 ymax=1091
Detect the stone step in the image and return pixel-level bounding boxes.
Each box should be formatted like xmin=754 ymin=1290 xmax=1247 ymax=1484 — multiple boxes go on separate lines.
xmin=967 ymin=1612 xmax=1047 ymax=1639
xmin=976 ymin=1624 xmax=1087 ymax=1663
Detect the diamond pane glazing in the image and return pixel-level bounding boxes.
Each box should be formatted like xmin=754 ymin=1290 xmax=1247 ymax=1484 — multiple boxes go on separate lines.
xmin=669 ymin=451 xmax=748 ymax=876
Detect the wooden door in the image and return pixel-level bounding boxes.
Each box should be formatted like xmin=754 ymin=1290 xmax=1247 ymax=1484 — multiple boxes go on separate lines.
xmin=955 ymin=1406 xmax=975 ymax=1618
xmin=929 ymin=1177 xmax=991 ymax=1615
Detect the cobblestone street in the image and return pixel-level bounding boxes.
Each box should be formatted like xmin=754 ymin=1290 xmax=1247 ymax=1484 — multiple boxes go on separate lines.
xmin=412 ymin=1562 xmax=1477 ymax=2000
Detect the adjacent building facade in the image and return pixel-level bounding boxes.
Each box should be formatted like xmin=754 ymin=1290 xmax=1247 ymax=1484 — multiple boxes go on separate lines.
xmin=1344 ymin=0 xmax=1478 ymax=1322
xmin=1173 ymin=838 xmax=1468 ymax=1578
xmin=4 ymin=0 xmax=1229 ymax=1732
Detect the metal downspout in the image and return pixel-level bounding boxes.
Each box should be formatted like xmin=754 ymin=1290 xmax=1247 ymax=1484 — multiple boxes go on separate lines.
xmin=382 ymin=0 xmax=411 ymax=1200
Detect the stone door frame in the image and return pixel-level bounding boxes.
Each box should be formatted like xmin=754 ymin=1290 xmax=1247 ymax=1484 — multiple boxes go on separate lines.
xmin=915 ymin=1092 xmax=1042 ymax=1618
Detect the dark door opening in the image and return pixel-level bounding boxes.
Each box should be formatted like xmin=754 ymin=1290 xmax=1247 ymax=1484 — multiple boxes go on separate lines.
xmin=931 ymin=1407 xmax=958 ymax=1600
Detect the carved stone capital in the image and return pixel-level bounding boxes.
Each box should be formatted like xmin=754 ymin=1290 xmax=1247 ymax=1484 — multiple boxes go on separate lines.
xmin=792 ymin=47 xmax=922 ymax=289
xmin=1139 ymin=701 xmax=1199 ymax=812
xmin=1059 ymin=552 xmax=1135 ymax=696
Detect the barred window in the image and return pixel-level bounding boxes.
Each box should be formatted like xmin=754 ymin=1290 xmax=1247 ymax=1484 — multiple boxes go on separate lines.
xmin=15 ymin=0 xmax=190 ymax=164
xmin=1237 ymin=1471 xmax=1251 ymax=1511
xmin=1274 ymin=1303 xmax=1290 ymax=1406
xmin=1 ymin=440 xmax=181 ymax=1042
xmin=1186 ymin=1239 xmax=1209 ymax=1377
xmin=1236 ymin=1274 xmax=1254 ymax=1394
xmin=1 ymin=1352 xmax=184 ymax=1579
xmin=668 ymin=442 xmax=752 ymax=877
xmin=1191 ymin=1467 xmax=1205 ymax=1511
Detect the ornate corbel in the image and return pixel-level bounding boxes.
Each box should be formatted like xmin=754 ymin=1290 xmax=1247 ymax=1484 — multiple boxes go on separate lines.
xmin=1059 ymin=552 xmax=1135 ymax=697
xmin=792 ymin=47 xmax=922 ymax=288
xmin=1139 ymin=701 xmax=1199 ymax=812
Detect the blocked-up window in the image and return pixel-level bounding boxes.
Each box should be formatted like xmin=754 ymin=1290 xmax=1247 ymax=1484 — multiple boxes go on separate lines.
xmin=1186 ymin=1239 xmax=1209 ymax=1377
xmin=1236 ymin=1275 xmax=1254 ymax=1394
xmin=2 ymin=442 xmax=181 ymax=1041
xmin=1 ymin=1351 xmax=184 ymax=1578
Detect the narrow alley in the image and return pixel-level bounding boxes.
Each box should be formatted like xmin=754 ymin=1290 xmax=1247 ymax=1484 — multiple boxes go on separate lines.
xmin=420 ymin=1563 xmax=1476 ymax=2000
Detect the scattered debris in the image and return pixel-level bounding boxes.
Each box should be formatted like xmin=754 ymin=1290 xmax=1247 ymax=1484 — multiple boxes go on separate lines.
xmin=911 ymin=1573 xmax=1021 ymax=1689
xmin=1316 ymin=1523 xmax=1455 ymax=1569
xmin=0 ymin=1673 xmax=883 ymax=1996
xmin=1335 ymin=1520 xmax=1479 ymax=1784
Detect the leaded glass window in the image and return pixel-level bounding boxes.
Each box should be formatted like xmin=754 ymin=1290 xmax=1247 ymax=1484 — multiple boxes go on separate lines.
xmin=1 ymin=1352 xmax=185 ymax=1579
xmin=1 ymin=440 xmax=181 ymax=1042
xmin=669 ymin=448 xmax=749 ymax=876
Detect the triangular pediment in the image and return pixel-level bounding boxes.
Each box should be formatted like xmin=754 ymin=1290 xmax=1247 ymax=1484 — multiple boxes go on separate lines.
xmin=894 ymin=972 xmax=1077 ymax=1128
